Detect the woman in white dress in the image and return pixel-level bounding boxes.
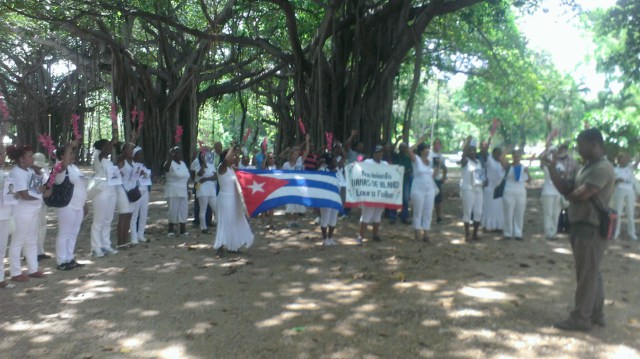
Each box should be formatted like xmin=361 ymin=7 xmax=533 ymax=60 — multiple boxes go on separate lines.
xmin=47 ymin=142 xmax=87 ymax=270
xmin=409 ymin=141 xmax=437 ymax=242
xmin=7 ymin=144 xmax=46 ymax=281
xmin=613 ymin=152 xmax=637 ymax=240
xmin=482 ymin=147 xmax=505 ymax=231
xmin=460 ymin=139 xmax=485 ymax=241
xmin=0 ymin=143 xmax=15 ymax=288
xmin=214 ymin=145 xmax=254 ymax=255
xmin=502 ymin=150 xmax=530 ymax=240
xmin=163 ymin=146 xmax=190 ymax=237
xmin=281 ymin=134 xmax=310 ymax=228
xmin=540 ymin=146 xmax=562 ymax=240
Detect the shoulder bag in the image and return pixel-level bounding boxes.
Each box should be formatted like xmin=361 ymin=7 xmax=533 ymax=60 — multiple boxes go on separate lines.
xmin=590 ymin=196 xmax=617 ymax=241
xmin=44 ymin=170 xmax=74 ymax=208
xmin=123 ymin=184 xmax=142 ymax=202
xmin=493 ymin=166 xmax=510 ymax=199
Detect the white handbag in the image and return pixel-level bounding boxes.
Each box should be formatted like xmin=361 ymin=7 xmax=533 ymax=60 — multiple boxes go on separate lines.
xmin=87 ymin=177 xmax=107 ymax=199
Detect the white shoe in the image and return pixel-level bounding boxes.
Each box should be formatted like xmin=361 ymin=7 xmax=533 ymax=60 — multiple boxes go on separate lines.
xmin=102 ymin=247 xmax=118 ymax=255
xmin=131 ymin=239 xmax=139 ymax=245
xmin=181 ymin=232 xmax=190 ymax=237
xmin=167 ymin=232 xmax=176 ymax=238
xmin=92 ymin=250 xmax=105 ymax=258
xmin=328 ymin=238 xmax=337 ymax=246
xmin=139 ymin=236 xmax=148 ymax=243
xmin=322 ymin=239 xmax=331 ymax=246
xmin=355 ymin=235 xmax=363 ymax=245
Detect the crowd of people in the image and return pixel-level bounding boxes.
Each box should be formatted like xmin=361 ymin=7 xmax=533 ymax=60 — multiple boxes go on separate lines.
xmin=0 ymin=128 xmax=636 ymax=300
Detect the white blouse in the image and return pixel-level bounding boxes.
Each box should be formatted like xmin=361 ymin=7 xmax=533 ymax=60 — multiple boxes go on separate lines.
xmin=165 ymin=160 xmax=190 ymax=198
xmin=54 ymin=164 xmax=88 ymax=211
xmin=460 ymin=158 xmax=484 ymax=191
xmin=0 ymin=170 xmax=13 ymax=220
xmin=504 ymin=165 xmax=528 ymax=194
xmin=614 ymin=165 xmax=635 ymax=191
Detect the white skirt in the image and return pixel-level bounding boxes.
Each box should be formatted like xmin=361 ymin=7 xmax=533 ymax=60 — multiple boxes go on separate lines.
xmin=481 ymin=186 xmax=503 ymax=230
xmin=214 ymin=193 xmax=254 ymax=251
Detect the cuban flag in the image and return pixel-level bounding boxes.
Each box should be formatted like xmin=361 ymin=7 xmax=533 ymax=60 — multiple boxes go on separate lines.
xmin=235 ymin=169 xmax=343 ymax=217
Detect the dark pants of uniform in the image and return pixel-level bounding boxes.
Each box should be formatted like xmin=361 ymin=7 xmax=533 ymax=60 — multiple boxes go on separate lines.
xmin=386 ymin=175 xmax=412 ymax=221
xmin=569 ymin=224 xmax=608 ymax=324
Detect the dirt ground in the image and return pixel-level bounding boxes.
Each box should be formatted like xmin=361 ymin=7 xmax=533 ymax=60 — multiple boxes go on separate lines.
xmin=1 ymin=170 xmax=640 ymax=359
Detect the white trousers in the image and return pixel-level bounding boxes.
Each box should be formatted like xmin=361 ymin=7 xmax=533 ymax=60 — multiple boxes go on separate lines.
xmin=542 ymin=194 xmax=562 ymax=238
xmin=461 ymin=188 xmax=483 ymax=223
xmin=320 ymin=207 xmax=338 ymax=228
xmin=10 ymin=207 xmax=40 ymax=276
xmin=130 ymin=189 xmax=149 ymax=241
xmin=91 ymin=189 xmax=116 ymax=252
xmin=37 ymin=206 xmax=47 ymax=255
xmin=0 ymin=218 xmax=10 ymax=281
xmin=503 ymin=191 xmax=526 ymax=238
xmin=613 ymin=187 xmax=637 ymax=240
xmin=56 ymin=206 xmax=83 ymax=265
xmin=411 ymin=188 xmax=435 ymax=230
xmin=198 ymin=195 xmax=218 ymax=229
xmin=168 ymin=197 xmax=188 ymax=223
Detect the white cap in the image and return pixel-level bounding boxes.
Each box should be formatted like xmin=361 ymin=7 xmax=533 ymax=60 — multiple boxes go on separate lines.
xmin=33 ymin=152 xmax=48 ymax=168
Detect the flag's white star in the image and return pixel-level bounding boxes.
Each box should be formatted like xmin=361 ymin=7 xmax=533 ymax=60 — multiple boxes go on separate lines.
xmin=248 ymin=181 xmax=265 ymax=194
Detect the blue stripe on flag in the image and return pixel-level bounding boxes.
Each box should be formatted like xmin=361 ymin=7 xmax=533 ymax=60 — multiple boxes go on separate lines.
xmin=284 ymin=178 xmax=337 ymax=192
xmin=253 ymin=196 xmax=343 ymax=216
xmin=242 ymin=169 xmax=338 ymax=178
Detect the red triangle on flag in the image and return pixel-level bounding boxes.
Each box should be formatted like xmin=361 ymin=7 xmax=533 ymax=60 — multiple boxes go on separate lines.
xmin=235 ymin=170 xmax=289 ymax=216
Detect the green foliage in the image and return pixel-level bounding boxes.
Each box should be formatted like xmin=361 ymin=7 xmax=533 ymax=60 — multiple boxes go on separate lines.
xmin=584 ymin=99 xmax=640 ymax=158
xmin=0 ymin=0 xmax=635 ymax=162
xmin=590 ymin=0 xmax=640 ymax=85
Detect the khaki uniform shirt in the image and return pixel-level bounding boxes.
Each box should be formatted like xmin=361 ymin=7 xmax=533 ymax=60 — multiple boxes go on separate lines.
xmin=568 ymin=158 xmax=615 ymax=227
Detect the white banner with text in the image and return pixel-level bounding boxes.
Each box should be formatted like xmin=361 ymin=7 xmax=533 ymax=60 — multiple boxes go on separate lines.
xmin=344 ymin=162 xmax=404 ymax=209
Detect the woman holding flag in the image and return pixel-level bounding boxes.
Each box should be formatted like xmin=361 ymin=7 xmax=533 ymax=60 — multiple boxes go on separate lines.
xmin=318 ymin=143 xmax=346 ymax=246
xmin=281 ymin=134 xmax=310 ymax=229
xmin=214 ymin=145 xmax=254 ymax=256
